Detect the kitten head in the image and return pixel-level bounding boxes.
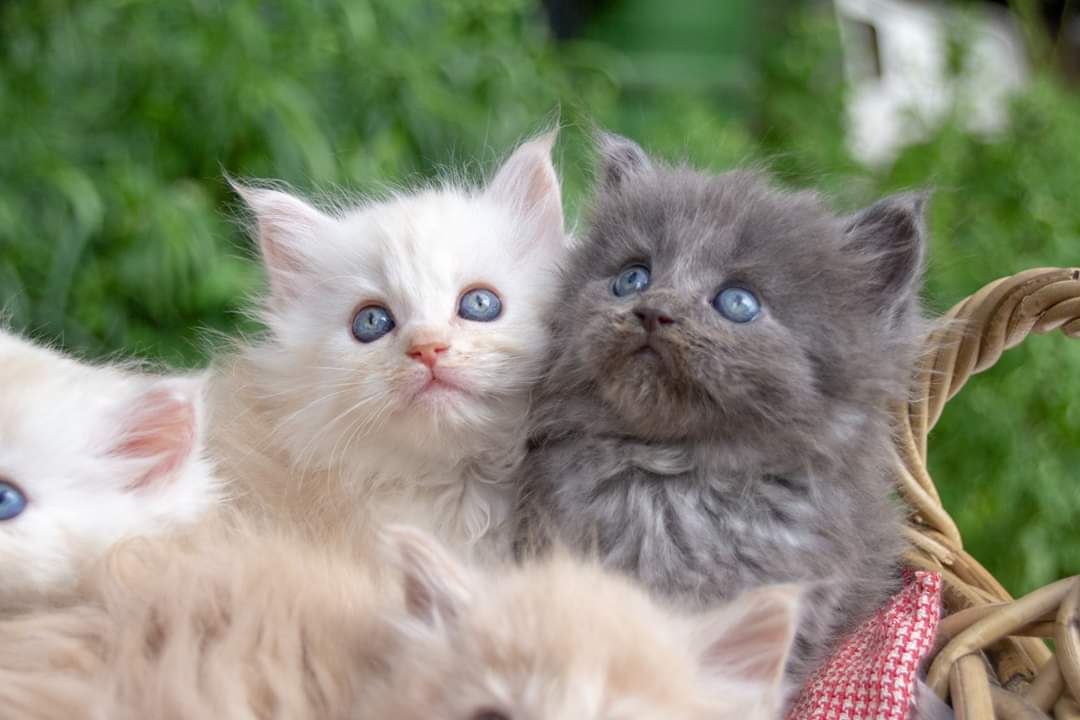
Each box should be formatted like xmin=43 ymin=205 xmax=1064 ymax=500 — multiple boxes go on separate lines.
xmin=0 ymin=331 xmax=219 ymax=606
xmin=544 ymin=133 xmax=927 ymax=451
xmin=373 ymin=526 xmax=800 ymax=720
xmin=237 ymin=132 xmax=568 ymax=469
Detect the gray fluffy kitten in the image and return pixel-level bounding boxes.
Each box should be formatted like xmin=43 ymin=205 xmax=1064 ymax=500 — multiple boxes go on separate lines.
xmin=514 ymin=134 xmax=929 ymax=686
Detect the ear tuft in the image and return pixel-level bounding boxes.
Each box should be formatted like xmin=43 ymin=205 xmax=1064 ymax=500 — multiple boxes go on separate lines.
xmin=112 ymin=378 xmax=203 ymax=491
xmin=486 ymin=130 xmax=565 ymax=247
xmin=381 ymin=524 xmax=473 ymax=627
xmin=843 ymin=191 xmax=929 ymax=317
xmin=596 ymin=131 xmax=653 ymax=190
xmin=229 ymin=178 xmax=327 ymax=300
xmin=692 ymin=584 xmax=801 ymax=689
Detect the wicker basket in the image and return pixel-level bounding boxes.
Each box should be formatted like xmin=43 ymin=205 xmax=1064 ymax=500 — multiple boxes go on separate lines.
xmin=897 ymin=267 xmax=1080 ymax=719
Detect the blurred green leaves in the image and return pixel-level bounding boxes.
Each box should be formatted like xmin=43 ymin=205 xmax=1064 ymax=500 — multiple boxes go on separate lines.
xmin=0 ymin=0 xmax=600 ymax=364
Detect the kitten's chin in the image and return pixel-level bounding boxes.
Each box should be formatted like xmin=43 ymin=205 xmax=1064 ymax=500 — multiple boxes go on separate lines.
xmin=411 ymin=377 xmax=467 ymax=401
xmin=404 ymin=371 xmax=477 ymax=413
xmin=597 ymin=359 xmax=697 ymax=441
xmin=397 ymin=374 xmax=510 ymax=445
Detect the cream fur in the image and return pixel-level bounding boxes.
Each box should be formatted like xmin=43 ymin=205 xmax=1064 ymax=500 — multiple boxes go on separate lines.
xmin=0 ymin=521 xmax=393 ymax=719
xmin=0 ymin=330 xmax=221 ymax=609
xmin=371 ymin=532 xmax=801 ymax=720
xmin=209 ymin=132 xmax=569 ymax=554
xmin=0 ymin=522 xmax=798 ymax=720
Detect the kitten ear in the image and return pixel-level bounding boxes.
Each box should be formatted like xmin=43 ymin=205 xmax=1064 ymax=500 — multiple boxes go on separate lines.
xmin=596 ymin=131 xmax=653 ymax=190
xmin=690 ymin=584 xmax=801 ymax=690
xmin=381 ymin=524 xmax=473 ymax=627
xmin=486 ymin=130 xmax=565 ymax=246
xmin=230 ymin=179 xmax=329 ymax=300
xmin=843 ymin=192 xmax=929 ymax=317
xmin=111 ymin=378 xmax=203 ymax=491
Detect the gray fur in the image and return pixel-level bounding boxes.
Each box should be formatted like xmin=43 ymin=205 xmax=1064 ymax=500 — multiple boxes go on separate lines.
xmin=514 ymin=133 xmax=929 ymax=686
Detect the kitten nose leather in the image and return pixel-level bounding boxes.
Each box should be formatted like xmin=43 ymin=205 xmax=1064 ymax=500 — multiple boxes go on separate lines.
xmin=634 ymin=306 xmax=676 ymax=333
xmin=407 ymin=342 xmax=449 ymax=368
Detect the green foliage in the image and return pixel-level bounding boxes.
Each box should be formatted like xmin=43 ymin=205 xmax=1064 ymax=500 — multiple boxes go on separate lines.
xmin=885 ymin=80 xmax=1080 ymax=595
xmin=0 ymin=0 xmax=605 ymax=365
xmin=2 ymin=0 xmax=1077 ymax=594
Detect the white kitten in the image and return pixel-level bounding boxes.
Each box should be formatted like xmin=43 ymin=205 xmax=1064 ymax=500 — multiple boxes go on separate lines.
xmin=0 ymin=330 xmax=221 ymax=608
xmin=210 ymin=132 xmax=568 ymax=552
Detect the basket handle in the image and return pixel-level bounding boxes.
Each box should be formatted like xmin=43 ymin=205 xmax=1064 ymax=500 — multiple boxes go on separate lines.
xmin=896 ymin=266 xmax=1080 ymax=718
xmin=897 ymin=267 xmax=1080 ymax=590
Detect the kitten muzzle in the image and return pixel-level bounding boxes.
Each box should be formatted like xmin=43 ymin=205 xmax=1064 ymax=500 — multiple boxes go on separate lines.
xmin=633 ymin=305 xmax=677 ymax=334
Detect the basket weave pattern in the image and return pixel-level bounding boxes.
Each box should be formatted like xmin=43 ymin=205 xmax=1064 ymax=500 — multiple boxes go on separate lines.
xmin=896 ymin=267 xmax=1080 ymax=719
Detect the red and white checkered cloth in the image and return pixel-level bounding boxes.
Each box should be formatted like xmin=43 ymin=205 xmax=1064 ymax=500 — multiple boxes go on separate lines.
xmin=788 ymin=570 xmax=944 ymax=720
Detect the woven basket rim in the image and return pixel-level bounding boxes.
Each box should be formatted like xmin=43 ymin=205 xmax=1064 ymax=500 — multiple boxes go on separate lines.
xmin=896 ymin=266 xmax=1080 ymax=717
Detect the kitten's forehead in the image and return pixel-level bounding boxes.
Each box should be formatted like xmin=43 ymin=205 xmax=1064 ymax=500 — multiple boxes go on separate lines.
xmin=0 ymin=343 xmax=58 ymax=392
xmin=579 ymin=168 xmax=858 ymax=317
xmin=0 ymin=342 xmax=76 ymax=428
xmin=471 ymin=566 xmax=706 ymax=718
xmin=489 ymin=562 xmax=681 ymax=661
xmin=0 ymin=339 xmax=125 ymax=449
xmin=328 ymin=188 xmax=537 ymax=318
xmin=594 ymin=169 xmax=811 ymax=267
xmin=622 ymin=169 xmax=832 ymax=261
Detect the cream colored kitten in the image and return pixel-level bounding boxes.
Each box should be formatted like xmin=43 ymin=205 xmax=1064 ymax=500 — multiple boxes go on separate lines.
xmin=210 ymin=131 xmax=569 ymax=554
xmin=0 ymin=523 xmax=798 ymax=720
xmin=372 ymin=529 xmax=802 ymax=720
xmin=0 ymin=330 xmax=221 ymax=609
xmin=0 ymin=522 xmax=391 ymax=720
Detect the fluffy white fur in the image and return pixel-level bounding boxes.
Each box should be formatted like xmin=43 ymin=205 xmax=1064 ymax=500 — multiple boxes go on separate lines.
xmin=210 ymin=132 xmax=569 ymax=552
xmin=0 ymin=523 xmax=799 ymax=720
xmin=0 ymin=330 xmax=221 ymax=609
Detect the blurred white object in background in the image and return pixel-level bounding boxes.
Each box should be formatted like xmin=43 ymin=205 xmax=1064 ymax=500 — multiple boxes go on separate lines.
xmin=834 ymin=0 xmax=1029 ymax=166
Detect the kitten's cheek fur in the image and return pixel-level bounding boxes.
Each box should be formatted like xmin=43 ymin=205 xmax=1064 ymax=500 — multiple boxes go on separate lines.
xmin=687 ymin=340 xmax=822 ymax=446
xmin=584 ymin=309 xmax=822 ymax=443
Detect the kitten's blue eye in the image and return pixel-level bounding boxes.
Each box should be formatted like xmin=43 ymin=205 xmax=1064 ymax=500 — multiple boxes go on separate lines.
xmin=713 ymin=287 xmax=761 ymax=323
xmin=458 ymin=288 xmax=502 ymax=322
xmin=0 ymin=480 xmax=27 ymax=521
xmin=613 ymin=265 xmax=651 ymax=297
xmin=351 ymin=305 xmax=395 ymax=343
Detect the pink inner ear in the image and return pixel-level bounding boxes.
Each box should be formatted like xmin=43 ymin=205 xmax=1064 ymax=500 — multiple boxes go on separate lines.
xmin=488 ymin=133 xmax=564 ymax=237
xmin=705 ymin=613 xmax=789 ymax=682
xmin=521 ymin=160 xmax=560 ymax=216
xmin=257 ymin=210 xmax=310 ymax=279
xmin=112 ymin=387 xmax=196 ymax=491
xmin=700 ymin=587 xmax=799 ymax=686
xmin=231 ymin=184 xmax=326 ymax=301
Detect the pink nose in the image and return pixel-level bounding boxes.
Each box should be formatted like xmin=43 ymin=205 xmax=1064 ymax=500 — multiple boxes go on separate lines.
xmin=407 ymin=342 xmax=449 ymax=368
